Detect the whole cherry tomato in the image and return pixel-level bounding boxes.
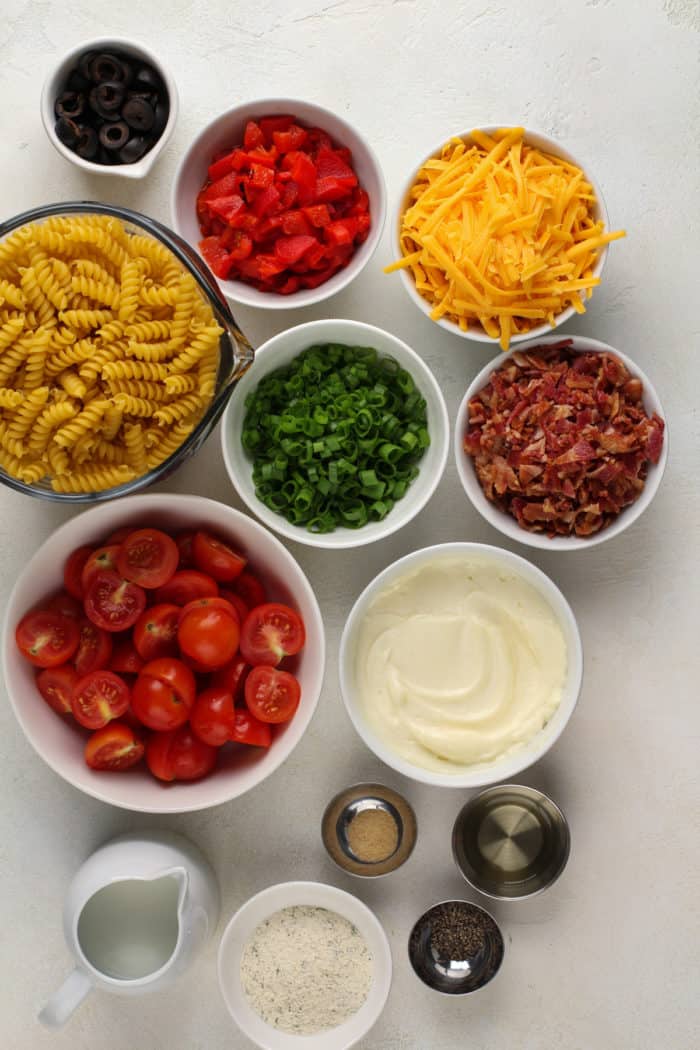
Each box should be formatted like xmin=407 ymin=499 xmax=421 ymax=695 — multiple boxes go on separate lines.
xmin=178 ymin=602 xmax=240 ymax=670
xmin=146 ymin=726 xmax=217 ymax=782
xmin=190 ymin=687 xmax=236 ymax=746
xmin=153 ymin=570 xmax=218 ymax=606
xmin=131 ymin=657 xmax=196 ymax=731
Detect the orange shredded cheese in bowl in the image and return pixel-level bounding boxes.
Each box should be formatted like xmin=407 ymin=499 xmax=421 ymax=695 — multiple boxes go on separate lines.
xmin=385 ymin=127 xmax=625 ymax=351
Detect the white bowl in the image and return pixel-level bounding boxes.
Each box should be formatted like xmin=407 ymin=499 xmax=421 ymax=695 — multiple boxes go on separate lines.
xmin=41 ymin=37 xmax=179 ymax=179
xmin=218 ymin=880 xmax=392 ymax=1050
xmin=455 ymin=335 xmax=669 ymax=551
xmin=339 ymin=542 xmax=583 ymax=789
xmin=221 ymin=319 xmax=449 ymax=550
xmin=391 ymin=126 xmax=611 ymax=345
xmin=171 ymin=98 xmax=386 ymax=309
xmin=2 ymin=494 xmax=325 ymax=813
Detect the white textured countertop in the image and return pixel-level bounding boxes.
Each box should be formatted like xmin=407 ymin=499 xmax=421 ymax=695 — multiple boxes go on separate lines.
xmin=1 ymin=1 xmax=699 ymax=1047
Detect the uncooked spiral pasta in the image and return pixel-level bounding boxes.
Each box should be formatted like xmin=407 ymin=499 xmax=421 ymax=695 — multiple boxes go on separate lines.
xmin=0 ymin=213 xmax=224 ymax=492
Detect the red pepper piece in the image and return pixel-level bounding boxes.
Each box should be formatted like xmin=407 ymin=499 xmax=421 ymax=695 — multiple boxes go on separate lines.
xmin=207 ymin=150 xmax=239 ymax=181
xmin=274 ymin=234 xmax=318 ymax=266
xmin=253 ymin=215 xmax=284 ymax=241
xmin=238 ymin=254 xmax=287 ymax=282
xmin=250 ymin=163 xmax=274 ymax=189
xmin=284 ymin=152 xmax=317 ymax=205
xmin=278 ymin=276 xmax=301 ymax=295
xmin=272 ymin=125 xmax=309 ymax=153
xmin=259 ymin=115 xmax=295 ymax=144
xmin=199 ymin=236 xmax=233 ymax=279
xmin=251 ymin=184 xmax=282 ymax=218
xmin=243 ymin=120 xmax=265 ymax=150
xmin=278 ymin=181 xmax=299 ymax=209
xmin=207 ymin=194 xmax=246 ymax=224
xmin=221 ymin=229 xmax=253 ymax=261
xmin=280 ymin=210 xmax=312 ymax=236
xmin=315 ymin=146 xmax=357 ymax=182
xmin=202 ymin=172 xmax=243 ymax=201
xmin=315 ymin=176 xmax=357 ymax=203
xmin=302 ymin=203 xmax=332 ymax=227
xmin=347 ymin=186 xmax=370 ymax=216
xmin=324 ymin=218 xmax=359 ymax=246
xmin=306 ymin=127 xmax=333 ymax=152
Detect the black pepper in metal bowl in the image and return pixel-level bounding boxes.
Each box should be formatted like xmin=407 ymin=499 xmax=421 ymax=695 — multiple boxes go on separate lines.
xmin=408 ymin=900 xmax=504 ymax=994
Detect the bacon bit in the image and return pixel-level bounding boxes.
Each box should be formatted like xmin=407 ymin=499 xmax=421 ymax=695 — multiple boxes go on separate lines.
xmin=464 ymin=341 xmax=665 ymax=538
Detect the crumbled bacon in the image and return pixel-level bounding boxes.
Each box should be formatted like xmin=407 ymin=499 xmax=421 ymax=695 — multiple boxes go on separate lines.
xmin=464 ymin=340 xmax=665 ymax=538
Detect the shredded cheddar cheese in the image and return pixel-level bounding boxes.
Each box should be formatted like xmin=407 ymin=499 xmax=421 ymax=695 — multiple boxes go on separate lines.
xmin=385 ymin=127 xmax=626 ymax=350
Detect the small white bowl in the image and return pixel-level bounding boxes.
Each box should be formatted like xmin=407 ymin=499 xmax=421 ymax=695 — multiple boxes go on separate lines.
xmin=41 ymin=37 xmax=178 ymax=179
xmin=455 ymin=335 xmax=669 ymax=551
xmin=218 ymin=880 xmax=392 ymax=1050
xmin=391 ymin=126 xmax=611 ymax=345
xmin=339 ymin=542 xmax=583 ymax=789
xmin=2 ymin=494 xmax=325 ymax=813
xmin=171 ymin=98 xmax=386 ymax=309
xmin=221 ymin=319 xmax=449 ymax=550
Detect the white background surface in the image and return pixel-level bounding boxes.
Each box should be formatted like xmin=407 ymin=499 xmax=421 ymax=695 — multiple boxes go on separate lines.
xmin=1 ymin=1 xmax=698 ymax=1048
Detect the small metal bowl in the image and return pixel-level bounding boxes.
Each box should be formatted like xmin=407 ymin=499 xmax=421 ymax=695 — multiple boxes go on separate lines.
xmin=322 ymin=783 xmax=417 ymax=878
xmin=408 ymin=900 xmax=504 ymax=994
xmin=452 ymin=784 xmax=570 ymax=900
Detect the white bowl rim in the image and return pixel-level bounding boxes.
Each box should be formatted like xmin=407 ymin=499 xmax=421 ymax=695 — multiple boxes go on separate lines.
xmin=170 ymin=96 xmax=387 ymax=309
xmin=339 ymin=540 xmax=583 ymax=788
xmin=40 ymin=35 xmax=179 ymax=179
xmin=217 ymin=879 xmax=392 ymax=1049
xmin=454 ymin=333 xmax=669 ymax=551
xmin=220 ymin=318 xmax=450 ymax=550
xmin=390 ymin=124 xmax=612 ymax=343
xmin=2 ymin=493 xmax=325 ymax=813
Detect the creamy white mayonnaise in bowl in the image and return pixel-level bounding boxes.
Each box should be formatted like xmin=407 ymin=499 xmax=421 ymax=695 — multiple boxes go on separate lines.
xmin=339 ymin=542 xmax=583 ymax=788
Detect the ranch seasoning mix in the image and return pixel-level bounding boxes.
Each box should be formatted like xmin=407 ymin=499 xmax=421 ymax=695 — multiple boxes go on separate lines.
xmin=240 ymin=905 xmax=373 ymax=1034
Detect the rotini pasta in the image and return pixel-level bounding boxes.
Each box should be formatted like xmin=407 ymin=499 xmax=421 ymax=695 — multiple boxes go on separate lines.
xmin=0 ymin=213 xmax=224 ymax=491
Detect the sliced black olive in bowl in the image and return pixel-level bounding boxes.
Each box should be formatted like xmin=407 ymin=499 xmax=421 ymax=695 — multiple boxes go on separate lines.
xmin=95 ymin=80 xmax=125 ymax=111
xmin=133 ymin=65 xmax=163 ymax=92
xmin=55 ymin=117 xmax=81 ymax=149
xmin=88 ymin=86 xmax=119 ymax=121
xmin=118 ymin=135 xmax=151 ymax=163
xmin=98 ymin=145 xmax=120 ymax=165
xmin=55 ymin=91 xmax=84 ymax=120
xmin=89 ymin=53 xmax=125 ymax=82
xmin=78 ymin=50 xmax=97 ymax=80
xmin=152 ymin=100 xmax=169 ymax=137
xmin=99 ymin=121 xmax=130 ymax=150
xmin=67 ymin=69 xmax=90 ymax=93
xmin=122 ymin=97 xmax=155 ymax=131
xmin=75 ymin=126 xmax=99 ymax=160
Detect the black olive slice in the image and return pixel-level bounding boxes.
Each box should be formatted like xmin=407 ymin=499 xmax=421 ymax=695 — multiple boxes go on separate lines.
xmin=134 ymin=65 xmax=163 ymax=92
xmin=89 ymin=53 xmax=124 ymax=83
xmin=98 ymin=145 xmax=120 ymax=165
xmin=122 ymin=96 xmax=155 ymax=131
xmin=118 ymin=135 xmax=151 ymax=163
xmin=99 ymin=121 xmax=130 ymax=150
xmin=88 ymin=86 xmax=119 ymax=120
xmin=78 ymin=50 xmax=97 ymax=80
xmin=152 ymin=100 xmax=169 ymax=137
xmin=117 ymin=58 xmax=134 ymax=85
xmin=95 ymin=80 xmax=125 ymax=111
xmin=67 ymin=69 xmax=89 ymax=93
xmin=55 ymin=117 xmax=80 ymax=149
xmin=75 ymin=127 xmax=99 ymax=160
xmin=54 ymin=91 xmax=85 ymax=120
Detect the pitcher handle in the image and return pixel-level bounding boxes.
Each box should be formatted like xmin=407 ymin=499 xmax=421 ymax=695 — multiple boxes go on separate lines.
xmin=38 ymin=968 xmax=92 ymax=1029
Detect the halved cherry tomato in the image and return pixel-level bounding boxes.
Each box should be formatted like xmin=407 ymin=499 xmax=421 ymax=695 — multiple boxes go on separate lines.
xmin=131 ymin=657 xmax=196 ymax=731
xmin=175 ymin=531 xmax=196 ymax=568
xmin=109 ymin=638 xmax=145 ymax=675
xmin=192 ymin=531 xmax=247 ymax=582
xmin=74 ymin=618 xmax=113 ymax=676
xmin=133 ymin=604 xmax=180 ymax=661
xmin=85 ymin=722 xmax=144 ymax=771
xmin=116 ymin=529 xmax=179 ymax=589
xmin=84 ymin=571 xmax=147 ymax=632
xmin=231 ymin=707 xmax=272 ymax=747
xmin=231 ymin=571 xmax=266 ymax=609
xmin=71 ymin=670 xmax=130 ymax=729
xmin=36 ymin=665 xmax=79 ymax=715
xmin=81 ymin=545 xmax=121 ymax=590
xmin=245 ymin=666 xmax=301 ymax=723
xmin=210 ymin=656 xmax=249 ymax=701
xmin=178 ymin=602 xmax=240 ymax=670
xmin=239 ymin=603 xmax=305 ymax=667
xmin=63 ymin=545 xmax=94 ymax=599
xmin=190 ymin=687 xmax=235 ymax=746
xmin=104 ymin=526 xmax=136 ymax=545
xmin=15 ymin=609 xmax=80 ymax=667
xmin=219 ymin=589 xmax=249 ymax=624
xmin=153 ymin=570 xmax=218 ymax=606
xmin=44 ymin=591 xmax=82 ymax=621
xmin=146 ymin=726 xmax=217 ymax=782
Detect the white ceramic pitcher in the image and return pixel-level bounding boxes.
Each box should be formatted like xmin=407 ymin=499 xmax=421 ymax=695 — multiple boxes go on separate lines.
xmin=39 ymin=829 xmax=220 ymax=1028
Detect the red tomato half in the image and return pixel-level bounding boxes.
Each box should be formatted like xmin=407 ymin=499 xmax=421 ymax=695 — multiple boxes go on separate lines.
xmin=44 ymin=591 xmax=82 ymax=621
xmin=85 ymin=722 xmax=144 ymax=771
xmin=153 ymin=570 xmax=218 ymax=606
xmin=74 ymin=618 xmax=113 ymax=677
xmin=63 ymin=545 xmax=94 ymax=599
xmin=109 ymin=638 xmax=144 ymax=675
xmin=71 ymin=670 xmax=130 ymax=729
xmin=36 ymin=665 xmax=79 ymax=715
xmin=239 ymin=603 xmax=305 ymax=667
xmin=178 ymin=603 xmax=240 ymax=670
xmin=244 ymin=665 xmax=301 ymax=723
xmin=131 ymin=658 xmax=196 ymax=731
xmin=210 ymin=656 xmax=249 ymax=701
xmin=146 ymin=726 xmax=217 ymax=782
xmin=16 ymin=609 xmax=80 ymax=668
xmin=133 ymin=604 xmax=180 ymax=661
xmin=84 ymin=571 xmax=147 ymax=632
xmin=190 ymin=687 xmax=236 ymax=746
xmin=81 ymin=545 xmax=121 ymax=590
xmin=192 ymin=531 xmax=247 ymax=582
xmin=116 ymin=529 xmax=179 ymax=589
xmin=231 ymin=707 xmax=272 ymax=747
xmin=175 ymin=530 xmax=196 ymax=568
xmin=232 ymin=571 xmax=266 ymax=609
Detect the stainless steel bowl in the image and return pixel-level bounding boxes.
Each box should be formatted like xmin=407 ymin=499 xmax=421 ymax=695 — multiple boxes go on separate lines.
xmin=452 ymin=784 xmax=570 ymax=900
xmin=408 ymin=899 xmax=504 ymax=994
xmin=321 ymin=782 xmax=417 ymax=878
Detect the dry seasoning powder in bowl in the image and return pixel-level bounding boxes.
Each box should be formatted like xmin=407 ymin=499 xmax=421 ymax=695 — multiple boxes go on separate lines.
xmin=240 ymin=906 xmax=373 ymax=1035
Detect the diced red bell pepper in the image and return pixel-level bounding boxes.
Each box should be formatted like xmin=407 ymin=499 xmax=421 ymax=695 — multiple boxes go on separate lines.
xmin=220 ymin=228 xmax=253 ymax=261
xmin=315 ymin=146 xmax=357 ymax=182
xmin=272 ymin=124 xmax=309 ymax=153
xmin=301 ymin=264 xmax=339 ymax=288
xmin=347 ymin=186 xmax=370 ymax=216
xmin=253 ymin=215 xmax=284 ymax=241
xmin=278 ymin=181 xmax=299 ymax=209
xmin=202 ymin=171 xmax=244 ymax=201
xmin=207 ymin=194 xmax=246 ymax=225
xmin=199 ymin=236 xmax=233 ymax=280
xmin=274 ymin=234 xmax=318 ymax=266
xmin=280 ymin=210 xmax=312 ymax=236
xmin=208 ymin=150 xmax=239 ymax=181
xmin=251 ymin=184 xmax=282 ymax=218
xmin=278 ymin=276 xmax=301 ymax=295
xmin=302 ymin=203 xmax=332 ymax=227
xmin=315 ymin=176 xmax=357 ymax=203
xmin=324 ymin=218 xmax=359 ymax=246
xmin=306 ymin=127 xmax=333 ymax=153
xmin=259 ymin=115 xmax=295 ymax=144
xmin=250 ymin=163 xmax=274 ymax=189
xmin=238 ymin=253 xmax=287 ymax=282
xmin=243 ymin=120 xmax=265 ymax=150
xmin=283 ymin=151 xmax=317 ymax=204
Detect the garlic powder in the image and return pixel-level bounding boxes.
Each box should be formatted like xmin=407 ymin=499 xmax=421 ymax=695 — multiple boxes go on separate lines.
xmin=240 ymin=905 xmax=373 ymax=1035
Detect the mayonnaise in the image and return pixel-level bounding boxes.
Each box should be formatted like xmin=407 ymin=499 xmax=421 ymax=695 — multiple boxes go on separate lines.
xmin=354 ymin=555 xmax=567 ymax=773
